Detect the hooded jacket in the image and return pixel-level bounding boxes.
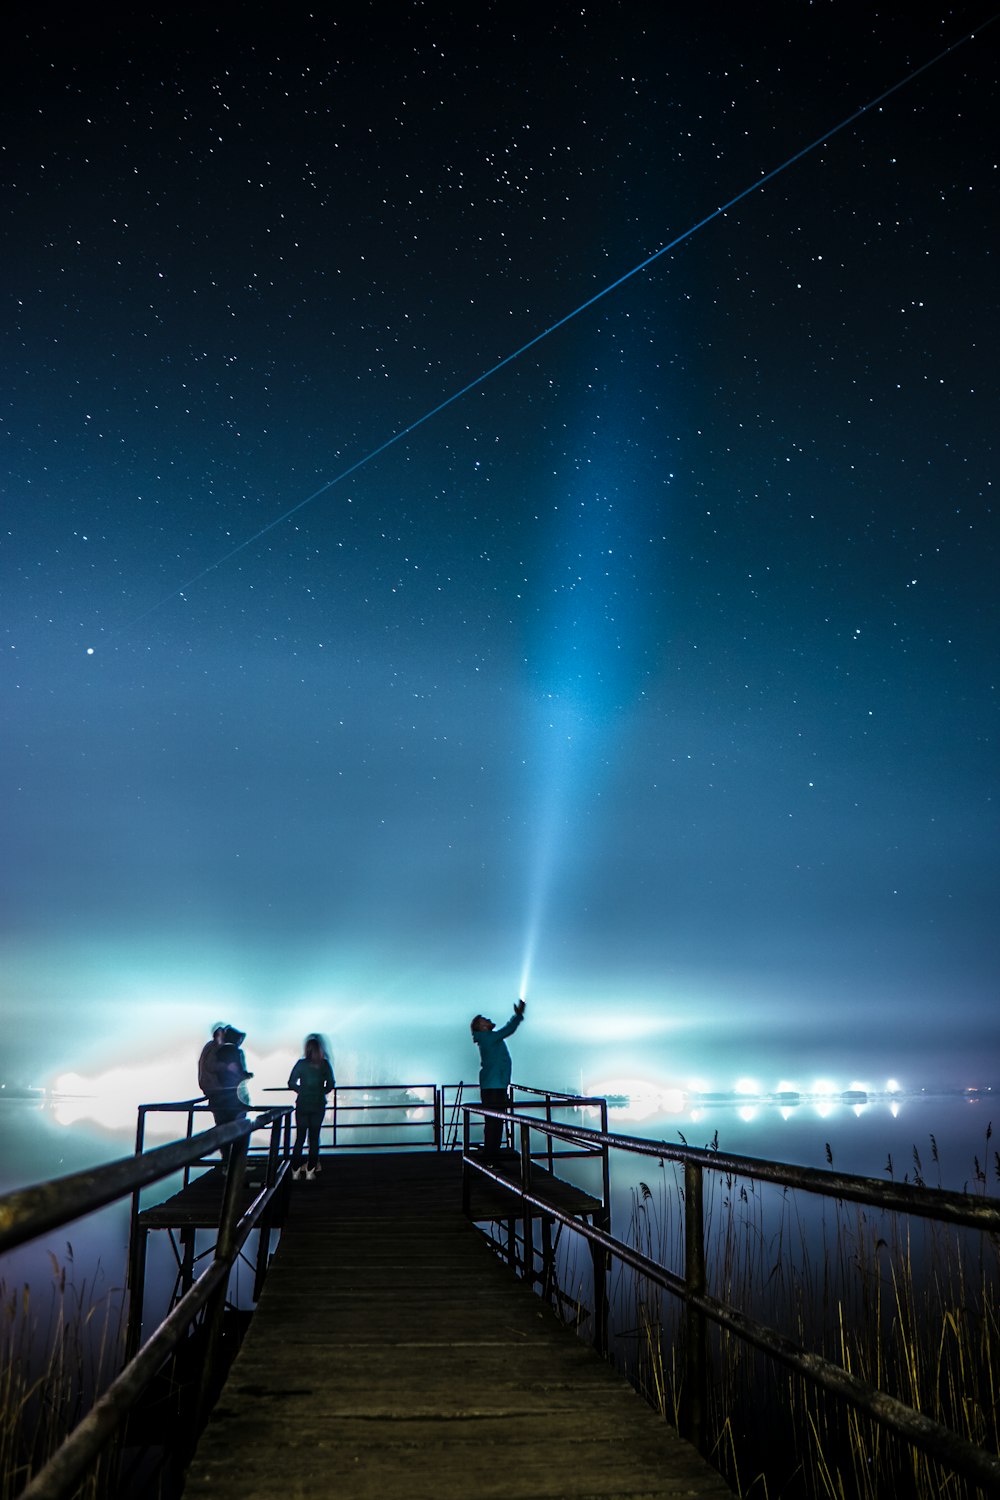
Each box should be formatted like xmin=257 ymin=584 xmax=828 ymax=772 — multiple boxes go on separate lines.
xmin=473 ymin=1012 xmax=522 ymax=1089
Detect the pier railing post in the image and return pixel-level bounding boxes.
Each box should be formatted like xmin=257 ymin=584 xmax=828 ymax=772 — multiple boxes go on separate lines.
xmin=519 ymin=1119 xmax=534 ymax=1283
xmin=461 ymin=1108 xmax=471 ymax=1215
xmin=253 ymin=1114 xmax=283 ymax=1300
xmin=682 ymin=1158 xmax=708 ymax=1454
xmin=195 ymin=1130 xmax=250 ymax=1427
xmin=182 ymin=1105 xmax=196 ymax=1187
xmin=124 ymin=1106 xmax=149 ymax=1362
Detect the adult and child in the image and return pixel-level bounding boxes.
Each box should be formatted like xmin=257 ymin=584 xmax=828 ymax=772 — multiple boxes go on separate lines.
xmin=197 ymin=1023 xmax=335 ymax=1179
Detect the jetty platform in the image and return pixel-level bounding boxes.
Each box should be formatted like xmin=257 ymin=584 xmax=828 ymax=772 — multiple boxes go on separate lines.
xmin=179 ymin=1150 xmax=731 ymax=1499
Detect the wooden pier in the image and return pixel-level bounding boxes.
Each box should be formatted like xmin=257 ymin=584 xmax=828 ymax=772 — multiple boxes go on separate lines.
xmin=178 ymin=1151 xmax=731 ymax=1499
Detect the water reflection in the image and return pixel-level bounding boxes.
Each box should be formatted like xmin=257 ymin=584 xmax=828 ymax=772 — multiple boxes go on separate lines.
xmin=583 ymin=1086 xmax=995 ymax=1192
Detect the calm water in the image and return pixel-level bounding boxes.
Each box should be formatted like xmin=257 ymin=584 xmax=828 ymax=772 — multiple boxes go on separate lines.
xmin=604 ymin=1089 xmax=998 ymax=1189
xmin=2 ymin=1087 xmax=996 ymax=1282
xmin=3 ymin=1090 xmax=994 ymax=1500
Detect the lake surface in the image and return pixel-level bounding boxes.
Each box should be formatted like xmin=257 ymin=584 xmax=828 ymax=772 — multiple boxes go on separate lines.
xmin=601 ymin=1088 xmax=998 ymax=1190
xmin=2 ymin=1086 xmax=995 ymax=1288
xmin=4 ymin=1089 xmax=994 ymax=1500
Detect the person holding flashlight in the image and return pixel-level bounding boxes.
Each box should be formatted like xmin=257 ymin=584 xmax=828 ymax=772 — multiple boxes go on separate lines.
xmin=470 ymin=999 xmax=525 ymax=1160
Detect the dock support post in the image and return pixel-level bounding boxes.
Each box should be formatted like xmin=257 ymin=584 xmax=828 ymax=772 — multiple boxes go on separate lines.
xmin=590 ymin=1210 xmax=609 ymax=1356
xmin=540 ymin=1214 xmax=555 ymax=1303
xmin=682 ymin=1159 xmax=708 ymax=1454
xmin=179 ymin=1225 xmax=196 ymax=1296
xmin=124 ymin=1223 xmax=148 ymax=1363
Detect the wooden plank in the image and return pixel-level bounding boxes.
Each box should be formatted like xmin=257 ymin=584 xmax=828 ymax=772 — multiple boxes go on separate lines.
xmin=138 ymin=1152 xmax=601 ymax=1231
xmin=181 ymin=1152 xmax=730 ymax=1499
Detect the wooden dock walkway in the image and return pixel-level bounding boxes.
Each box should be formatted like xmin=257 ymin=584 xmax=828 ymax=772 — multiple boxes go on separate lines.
xmin=180 ymin=1151 xmax=731 ymax=1499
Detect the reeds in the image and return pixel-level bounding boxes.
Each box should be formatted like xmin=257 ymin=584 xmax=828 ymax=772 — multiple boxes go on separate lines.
xmin=0 ymin=1244 xmax=124 ymax=1500
xmin=608 ymin=1127 xmax=1000 ymax=1499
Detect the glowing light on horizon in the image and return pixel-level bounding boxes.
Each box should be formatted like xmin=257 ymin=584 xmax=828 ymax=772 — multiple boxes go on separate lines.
xmin=586 ymin=1078 xmax=687 ymax=1122
xmin=734 ymin=1077 xmax=761 ymax=1096
xmin=50 ymin=1046 xmax=284 ymax=1133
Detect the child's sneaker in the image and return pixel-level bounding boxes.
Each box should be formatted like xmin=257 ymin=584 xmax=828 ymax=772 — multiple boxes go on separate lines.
xmin=292 ymin=1166 xmax=303 ymax=1181
xmin=305 ymin=1167 xmax=316 ymax=1180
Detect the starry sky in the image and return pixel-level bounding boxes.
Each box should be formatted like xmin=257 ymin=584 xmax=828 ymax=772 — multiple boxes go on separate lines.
xmin=2 ymin=4 xmax=997 ymax=1099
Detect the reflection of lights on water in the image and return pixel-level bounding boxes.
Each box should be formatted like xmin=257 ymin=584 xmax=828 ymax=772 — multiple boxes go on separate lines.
xmin=813 ymin=1101 xmax=836 ymax=1120
xmin=50 ymin=1048 xmax=280 ymax=1134
xmin=688 ymin=1108 xmax=704 ymax=1123
xmin=890 ymin=1101 xmax=901 ymax=1117
xmin=852 ymin=1103 xmax=867 ymax=1118
xmin=779 ymin=1106 xmax=797 ymax=1121
xmin=738 ymin=1105 xmax=757 ymax=1122
xmin=587 ymin=1078 xmax=687 ymax=1123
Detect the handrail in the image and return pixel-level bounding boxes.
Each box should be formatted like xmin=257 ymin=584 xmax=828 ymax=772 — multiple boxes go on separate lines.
xmin=0 ymin=1108 xmax=281 ymax=1254
xmin=460 ymin=1107 xmax=1000 ymax=1496
xmin=1 ymin=1108 xmax=293 ymax=1500
xmin=261 ymin=1083 xmax=443 ymax=1149
xmin=554 ymin=1117 xmax=1000 ymax=1232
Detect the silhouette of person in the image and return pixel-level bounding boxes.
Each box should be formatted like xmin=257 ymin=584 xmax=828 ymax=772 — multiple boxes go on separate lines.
xmin=470 ymin=1000 xmax=525 ymax=1160
xmin=208 ymin=1025 xmax=253 ymax=1126
xmin=287 ymin=1034 xmax=335 ymax=1180
xmin=197 ymin=1021 xmax=227 ymax=1102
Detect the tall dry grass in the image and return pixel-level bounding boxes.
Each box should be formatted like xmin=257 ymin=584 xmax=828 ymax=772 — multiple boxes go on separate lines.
xmin=611 ymin=1126 xmax=1000 ymax=1498
xmin=0 ymin=1244 xmax=124 ymax=1500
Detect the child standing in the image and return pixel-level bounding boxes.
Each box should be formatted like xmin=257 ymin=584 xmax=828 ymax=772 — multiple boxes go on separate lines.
xmin=287 ymin=1034 xmax=335 ymax=1180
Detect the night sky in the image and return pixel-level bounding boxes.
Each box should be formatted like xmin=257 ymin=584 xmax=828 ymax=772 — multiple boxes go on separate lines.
xmin=3 ymin=4 xmax=997 ymax=1100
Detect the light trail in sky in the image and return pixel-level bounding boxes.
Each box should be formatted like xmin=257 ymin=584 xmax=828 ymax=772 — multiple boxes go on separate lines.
xmin=117 ymin=13 xmax=994 ymax=636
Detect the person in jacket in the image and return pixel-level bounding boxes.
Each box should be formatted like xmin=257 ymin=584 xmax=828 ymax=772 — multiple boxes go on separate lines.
xmin=208 ymin=1025 xmax=254 ymax=1125
xmin=287 ymin=1034 xmax=335 ymax=1180
xmin=197 ymin=1021 xmax=227 ymax=1102
xmin=470 ymin=999 xmax=525 ymax=1160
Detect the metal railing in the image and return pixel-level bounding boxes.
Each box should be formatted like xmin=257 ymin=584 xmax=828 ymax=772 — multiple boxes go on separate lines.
xmin=255 ymin=1081 xmax=608 ymax=1153
xmin=460 ymin=1108 xmax=1000 ymax=1496
xmin=0 ymin=1107 xmax=292 ymax=1500
xmin=262 ymin=1083 xmax=444 ymax=1150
